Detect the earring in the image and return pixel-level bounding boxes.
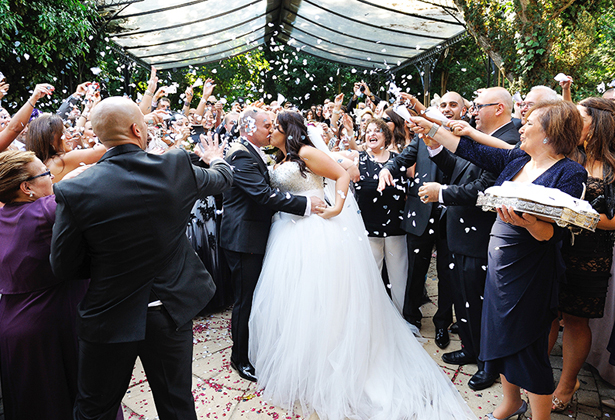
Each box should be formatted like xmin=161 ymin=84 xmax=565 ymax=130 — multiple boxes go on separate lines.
xmin=29 ymin=192 xmax=34 ymax=198
xmin=543 ymin=138 xmax=548 ymax=144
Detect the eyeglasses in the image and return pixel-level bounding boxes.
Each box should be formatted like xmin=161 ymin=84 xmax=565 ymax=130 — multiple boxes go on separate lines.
xmin=25 ymin=170 xmax=52 ymax=181
xmin=470 ymin=103 xmax=499 ymax=113
xmin=518 ymin=102 xmax=535 ymax=109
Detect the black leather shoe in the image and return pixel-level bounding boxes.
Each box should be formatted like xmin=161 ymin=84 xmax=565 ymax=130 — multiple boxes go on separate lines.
xmin=449 ymin=322 xmax=459 ymax=335
xmin=441 ymin=350 xmax=476 ymax=365
xmin=435 ymin=328 xmax=450 ymax=349
xmin=406 ymin=319 xmax=422 ymax=330
xmin=230 ymin=360 xmax=257 ymax=382
xmin=468 ymin=369 xmax=497 ymax=391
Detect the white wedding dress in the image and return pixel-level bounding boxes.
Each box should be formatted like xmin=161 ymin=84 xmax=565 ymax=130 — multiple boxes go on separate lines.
xmin=248 ymin=160 xmax=477 ymax=420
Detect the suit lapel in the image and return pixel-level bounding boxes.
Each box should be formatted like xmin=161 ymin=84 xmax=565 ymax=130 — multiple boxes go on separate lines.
xmin=241 ymin=138 xmax=268 ymax=176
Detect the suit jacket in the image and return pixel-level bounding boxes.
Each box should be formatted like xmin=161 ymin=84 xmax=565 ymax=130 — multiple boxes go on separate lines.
xmin=220 ymin=138 xmax=307 ymax=254
xmin=384 ymin=135 xmax=444 ymax=236
xmin=492 ymin=120 xmax=521 ymax=146
xmin=50 ymin=143 xmax=233 ymax=343
xmin=431 ymin=148 xmax=496 ymax=258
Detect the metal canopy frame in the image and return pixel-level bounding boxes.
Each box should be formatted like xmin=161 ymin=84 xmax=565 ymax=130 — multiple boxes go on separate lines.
xmin=98 ymin=0 xmax=467 ymax=73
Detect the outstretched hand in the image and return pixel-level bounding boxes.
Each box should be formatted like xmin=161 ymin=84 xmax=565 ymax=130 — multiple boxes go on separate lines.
xmin=377 ymin=168 xmax=394 ymax=192
xmin=196 ymin=131 xmax=226 ymax=165
xmin=31 ymin=84 xmax=54 ymax=102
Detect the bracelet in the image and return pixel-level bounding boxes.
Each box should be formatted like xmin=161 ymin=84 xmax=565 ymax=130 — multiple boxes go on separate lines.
xmin=427 ymin=124 xmax=441 ymax=138
xmin=332 ymin=109 xmax=341 ymax=115
xmin=145 ymin=91 xmax=154 ymax=97
xmin=27 ymin=100 xmax=35 ymax=108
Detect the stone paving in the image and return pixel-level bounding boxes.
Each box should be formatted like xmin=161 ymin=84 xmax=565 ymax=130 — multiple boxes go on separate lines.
xmin=2 ymin=267 xmax=615 ymax=419
xmin=117 ymin=269 xmax=615 ymax=420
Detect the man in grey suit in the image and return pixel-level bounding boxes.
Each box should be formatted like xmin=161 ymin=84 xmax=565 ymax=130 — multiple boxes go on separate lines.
xmin=50 ymin=97 xmax=233 ymax=420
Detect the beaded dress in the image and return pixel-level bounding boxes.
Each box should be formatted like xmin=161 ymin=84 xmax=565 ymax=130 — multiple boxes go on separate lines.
xmin=248 ymin=161 xmax=477 ymax=420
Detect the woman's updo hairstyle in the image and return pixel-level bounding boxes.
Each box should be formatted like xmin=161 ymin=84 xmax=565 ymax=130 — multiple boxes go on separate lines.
xmin=0 ymin=150 xmax=36 ymax=203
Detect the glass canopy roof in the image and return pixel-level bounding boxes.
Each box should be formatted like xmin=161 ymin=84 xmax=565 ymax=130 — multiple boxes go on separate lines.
xmin=99 ymin=0 xmax=466 ymax=71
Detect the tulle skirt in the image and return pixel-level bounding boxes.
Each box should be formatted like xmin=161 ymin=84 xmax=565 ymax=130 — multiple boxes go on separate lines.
xmin=248 ymin=189 xmax=477 ymax=420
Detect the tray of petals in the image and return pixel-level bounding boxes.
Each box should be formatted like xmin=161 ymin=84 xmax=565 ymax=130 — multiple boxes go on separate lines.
xmin=476 ymin=181 xmax=600 ymax=231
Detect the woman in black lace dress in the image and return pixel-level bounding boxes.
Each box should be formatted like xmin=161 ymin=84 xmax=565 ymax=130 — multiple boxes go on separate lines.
xmin=549 ymin=97 xmax=615 ymax=411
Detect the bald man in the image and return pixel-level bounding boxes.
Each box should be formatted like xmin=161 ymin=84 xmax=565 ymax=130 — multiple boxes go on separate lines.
xmin=51 ymin=97 xmax=233 ymax=420
xmin=470 ymin=87 xmax=520 ymax=145
xmin=604 ymin=88 xmax=615 ymax=101
xmin=425 ymin=92 xmax=500 ymax=390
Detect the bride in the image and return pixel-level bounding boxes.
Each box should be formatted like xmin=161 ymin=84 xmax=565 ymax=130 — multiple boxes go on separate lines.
xmin=248 ymin=111 xmax=477 ymax=420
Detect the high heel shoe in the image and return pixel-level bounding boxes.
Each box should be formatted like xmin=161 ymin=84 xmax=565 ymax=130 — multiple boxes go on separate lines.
xmin=552 ymin=379 xmax=581 ymax=412
xmin=486 ymin=400 xmax=527 ymax=420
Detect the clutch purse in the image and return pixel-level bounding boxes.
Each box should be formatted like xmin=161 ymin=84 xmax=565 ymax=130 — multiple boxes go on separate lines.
xmin=476 ymin=181 xmax=600 ymax=232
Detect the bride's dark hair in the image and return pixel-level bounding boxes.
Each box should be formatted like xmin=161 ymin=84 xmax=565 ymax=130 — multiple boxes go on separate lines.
xmin=275 ymin=111 xmax=315 ymax=177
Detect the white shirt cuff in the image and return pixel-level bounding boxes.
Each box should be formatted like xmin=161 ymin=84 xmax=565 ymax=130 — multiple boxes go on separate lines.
xmin=427 ymin=145 xmax=443 ymax=157
xmin=438 ymin=185 xmax=448 ymax=203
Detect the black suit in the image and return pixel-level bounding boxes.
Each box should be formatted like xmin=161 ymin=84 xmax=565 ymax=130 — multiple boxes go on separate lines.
xmin=220 ymin=138 xmax=308 ymax=367
xmin=50 ymin=144 xmax=233 ymax=420
xmin=431 ymin=122 xmax=519 ymax=365
xmin=430 ymin=148 xmax=496 ymax=364
xmin=384 ymin=136 xmax=452 ymax=329
xmin=491 ymin=120 xmax=521 ymax=146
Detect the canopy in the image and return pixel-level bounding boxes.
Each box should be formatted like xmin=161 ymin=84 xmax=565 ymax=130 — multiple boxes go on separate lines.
xmin=99 ymin=0 xmax=466 ymax=71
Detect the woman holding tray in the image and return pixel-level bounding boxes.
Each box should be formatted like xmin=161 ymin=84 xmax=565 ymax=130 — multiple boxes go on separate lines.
xmin=383 ymin=100 xmax=587 ymax=420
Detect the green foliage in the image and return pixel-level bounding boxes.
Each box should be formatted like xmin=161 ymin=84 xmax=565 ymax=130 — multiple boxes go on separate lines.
xmin=0 ymin=0 xmax=103 ymax=110
xmin=451 ymin=0 xmax=615 ymax=92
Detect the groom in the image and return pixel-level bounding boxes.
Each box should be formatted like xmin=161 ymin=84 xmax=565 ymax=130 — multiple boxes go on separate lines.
xmin=221 ymin=108 xmax=325 ymax=381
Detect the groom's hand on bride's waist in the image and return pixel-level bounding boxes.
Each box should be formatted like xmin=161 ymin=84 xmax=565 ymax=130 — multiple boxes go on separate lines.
xmin=309 ymin=196 xmax=326 ymax=215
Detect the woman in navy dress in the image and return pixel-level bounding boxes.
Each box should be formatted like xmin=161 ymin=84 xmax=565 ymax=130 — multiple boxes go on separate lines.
xmin=403 ymin=100 xmax=586 ymax=420
xmin=0 ymin=150 xmax=88 ymax=420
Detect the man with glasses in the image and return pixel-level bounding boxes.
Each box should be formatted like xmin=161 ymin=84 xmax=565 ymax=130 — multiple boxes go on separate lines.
xmin=470 ymin=87 xmax=520 ymax=144
xmin=423 ymin=91 xmax=504 ymax=391
xmin=518 ymin=85 xmax=558 ymax=121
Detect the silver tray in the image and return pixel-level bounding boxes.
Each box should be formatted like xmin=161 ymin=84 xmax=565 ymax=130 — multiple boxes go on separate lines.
xmin=476 ymin=193 xmax=600 ymax=232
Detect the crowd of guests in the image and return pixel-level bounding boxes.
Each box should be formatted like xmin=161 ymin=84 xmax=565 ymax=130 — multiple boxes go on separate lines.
xmin=1 ymin=64 xmax=615 ymax=420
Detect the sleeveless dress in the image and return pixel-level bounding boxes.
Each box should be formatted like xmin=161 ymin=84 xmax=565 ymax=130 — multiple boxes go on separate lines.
xmin=248 ymin=162 xmax=477 ymax=420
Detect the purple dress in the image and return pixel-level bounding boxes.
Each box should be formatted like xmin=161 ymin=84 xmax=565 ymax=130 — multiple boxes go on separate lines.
xmin=0 ymin=195 xmax=88 ymax=420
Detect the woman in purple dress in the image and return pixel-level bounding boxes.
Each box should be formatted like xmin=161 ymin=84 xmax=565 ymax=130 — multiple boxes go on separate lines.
xmin=402 ymin=101 xmax=586 ymax=420
xmin=0 ymin=150 xmax=88 ymax=420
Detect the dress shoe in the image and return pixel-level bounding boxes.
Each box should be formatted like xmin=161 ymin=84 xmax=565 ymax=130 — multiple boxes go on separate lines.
xmin=487 ymin=400 xmax=527 ymax=419
xmin=230 ymin=360 xmax=257 ymax=382
xmin=449 ymin=322 xmax=459 ymax=335
xmin=468 ymin=369 xmax=497 ymax=390
xmin=441 ymin=349 xmax=476 ymax=365
xmin=407 ymin=319 xmax=422 ymax=330
xmin=435 ymin=328 xmax=450 ymax=349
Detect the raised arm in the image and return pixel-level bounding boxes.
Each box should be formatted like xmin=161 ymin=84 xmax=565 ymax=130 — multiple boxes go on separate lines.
xmin=0 ymin=83 xmax=54 ymax=152
xmin=195 ymin=79 xmax=215 ymax=117
xmin=139 ymin=66 xmax=157 ymax=115
xmin=448 ymin=120 xmax=514 ymax=150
